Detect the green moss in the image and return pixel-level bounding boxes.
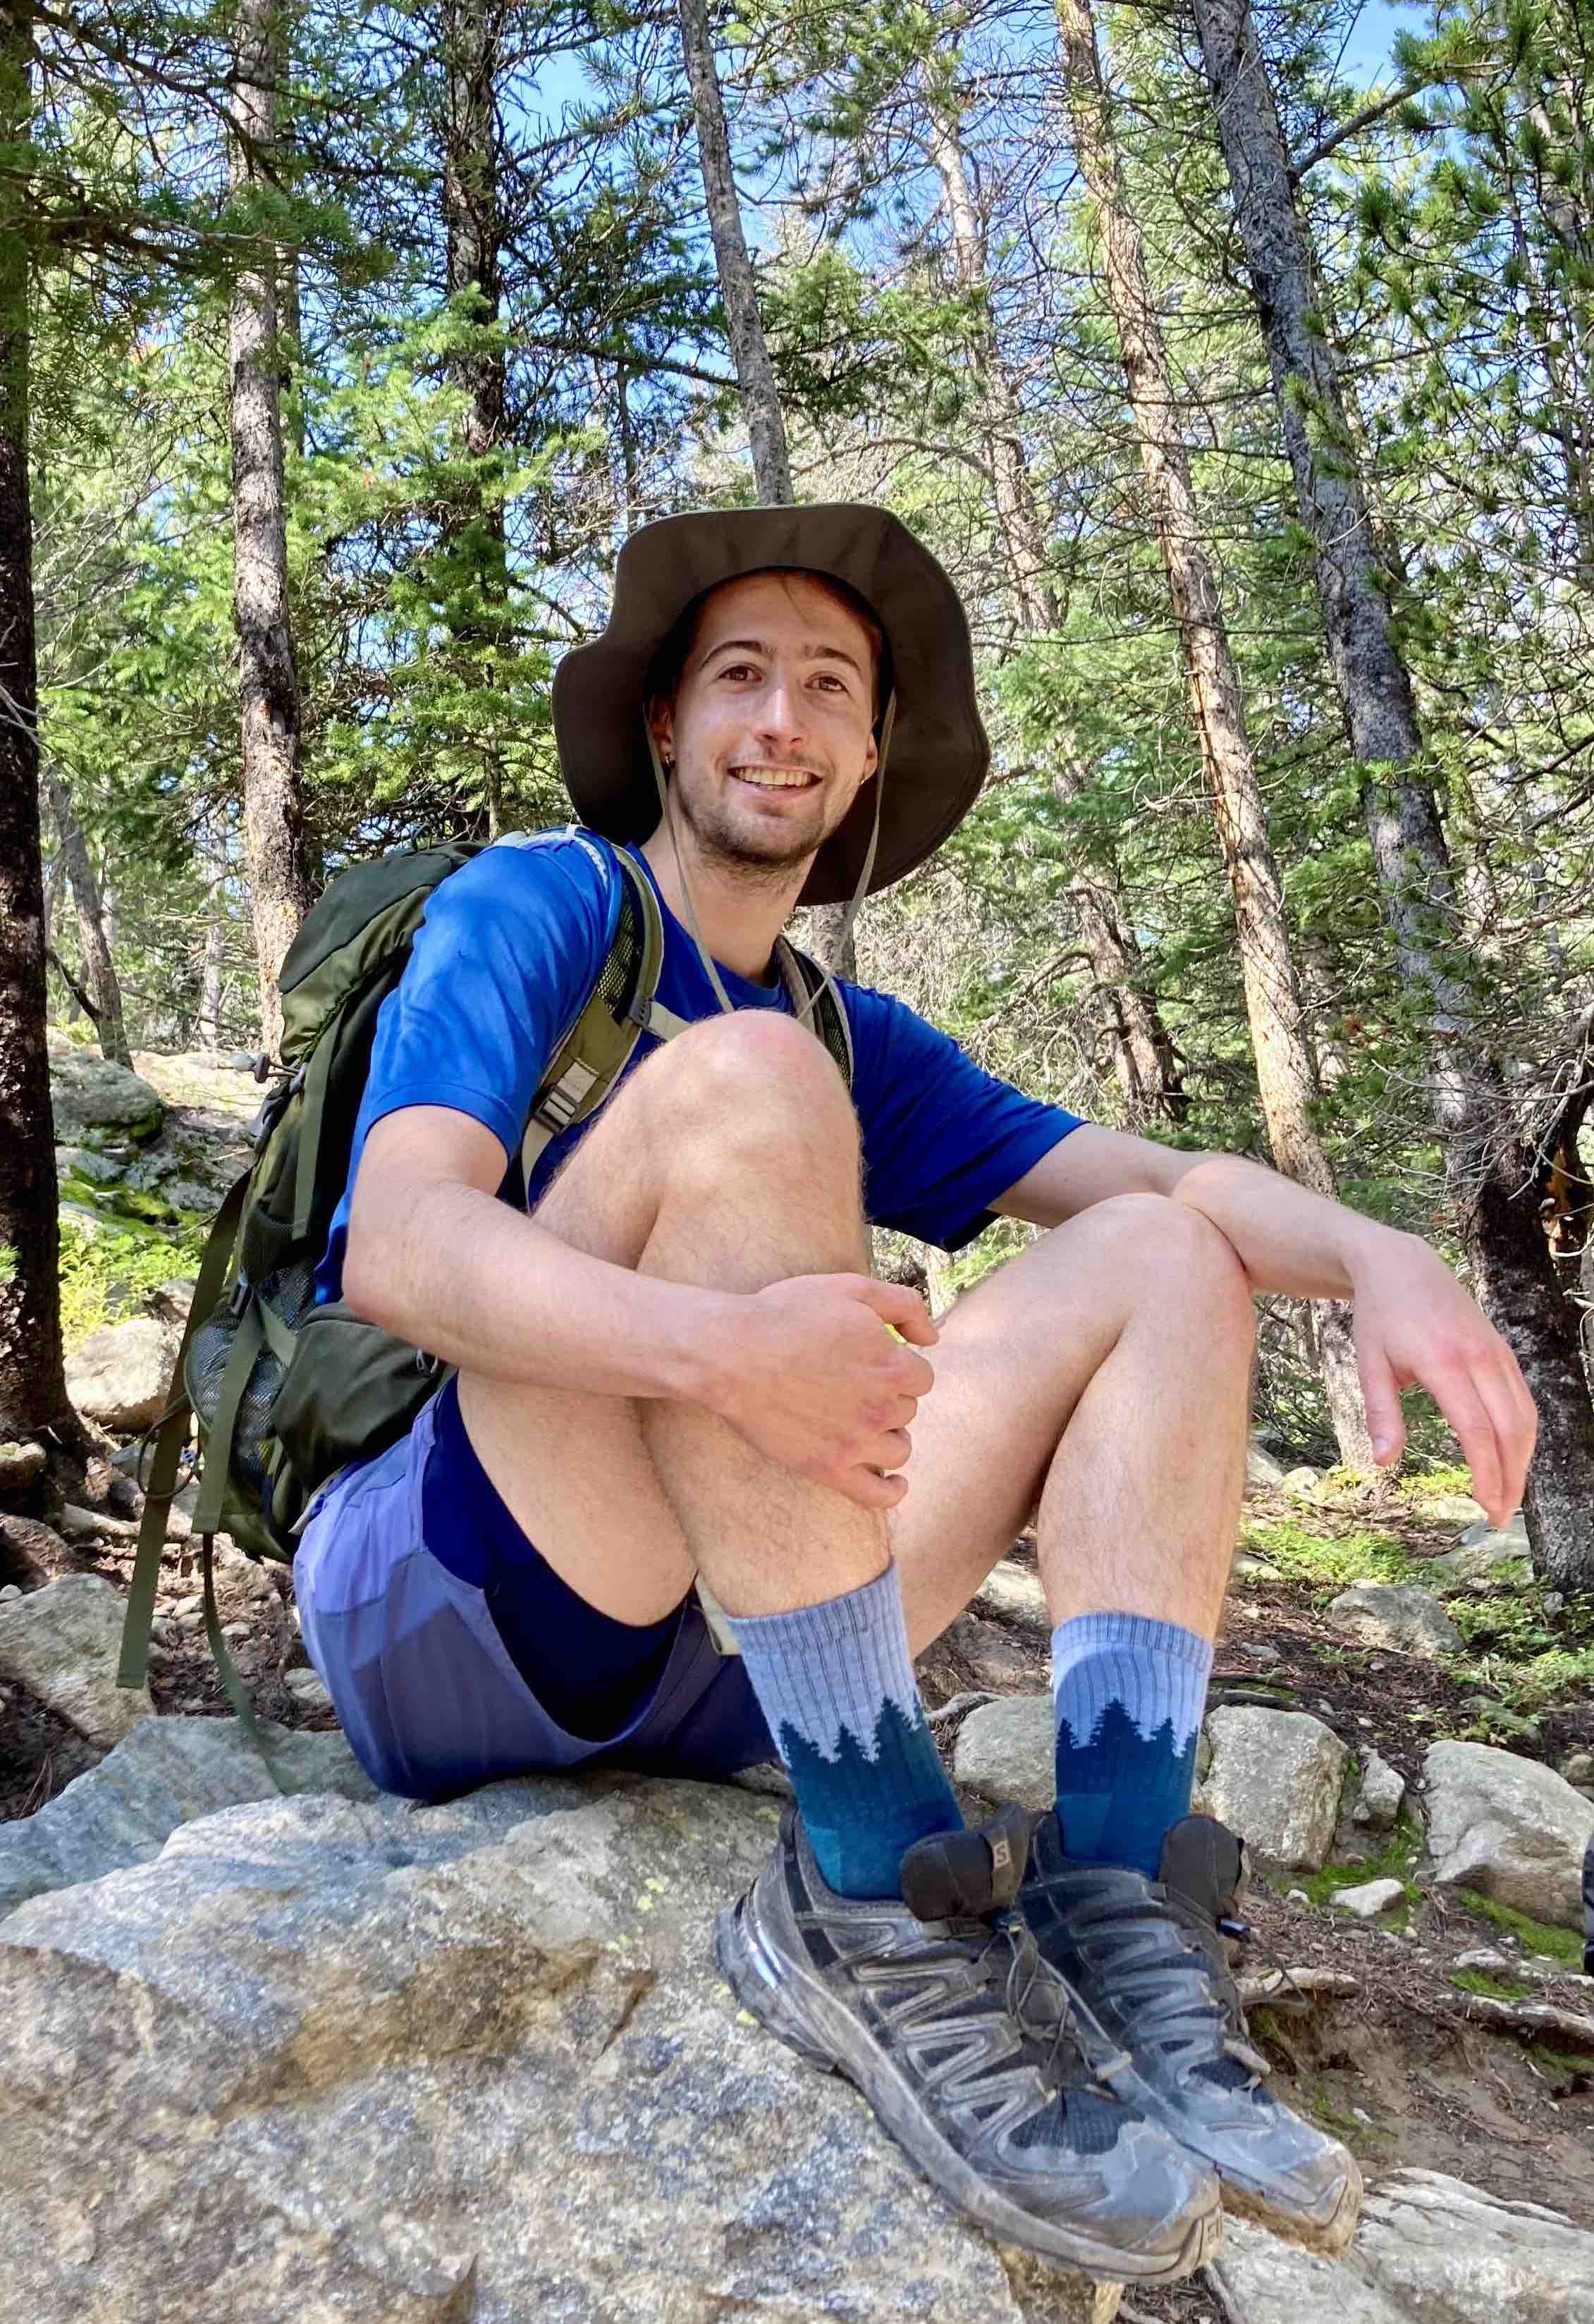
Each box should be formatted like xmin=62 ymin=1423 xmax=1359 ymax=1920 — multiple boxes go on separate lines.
xmin=1456 ymin=1889 xmax=1583 ymax=1969
xmin=1449 ymin=1968 xmax=1533 ymax=2000
xmin=1527 ymin=2044 xmax=1590 ymax=2092
xmin=1238 ymin=1515 xmax=1423 ymax=1589
xmin=1299 ymin=1813 xmax=1423 ymax=1926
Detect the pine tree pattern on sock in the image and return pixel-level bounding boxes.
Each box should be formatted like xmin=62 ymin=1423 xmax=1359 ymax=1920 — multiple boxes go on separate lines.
xmin=728 ymin=1566 xmax=962 ymax=1900
xmin=1051 ymin=1612 xmax=1213 ymax=1880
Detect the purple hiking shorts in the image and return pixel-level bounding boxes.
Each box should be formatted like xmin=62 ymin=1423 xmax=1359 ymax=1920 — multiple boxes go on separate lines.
xmin=293 ymin=1391 xmax=773 ymax=1802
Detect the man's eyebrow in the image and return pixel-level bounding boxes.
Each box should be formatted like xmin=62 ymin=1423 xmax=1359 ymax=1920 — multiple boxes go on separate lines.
xmin=698 ymin=637 xmax=865 ymax=677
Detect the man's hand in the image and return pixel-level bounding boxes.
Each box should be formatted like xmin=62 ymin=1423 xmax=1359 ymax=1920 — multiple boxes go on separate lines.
xmin=1351 ymin=1234 xmax=1537 ymax=1525
xmin=706 ymin=1275 xmax=937 ymax=1511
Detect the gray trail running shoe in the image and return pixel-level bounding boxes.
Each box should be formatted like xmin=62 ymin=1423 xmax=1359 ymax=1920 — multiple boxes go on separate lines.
xmin=1020 ymin=1812 xmax=1362 ymax=2254
xmin=716 ymin=1804 xmax=1222 ymax=2282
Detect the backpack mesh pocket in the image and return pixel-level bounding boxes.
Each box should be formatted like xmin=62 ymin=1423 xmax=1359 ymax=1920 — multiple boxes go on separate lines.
xmin=187 ymin=1259 xmax=318 ymax=1506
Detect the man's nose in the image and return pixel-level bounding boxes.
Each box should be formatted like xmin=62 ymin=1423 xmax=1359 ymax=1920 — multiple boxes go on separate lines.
xmin=754 ymin=671 xmax=805 ymax=742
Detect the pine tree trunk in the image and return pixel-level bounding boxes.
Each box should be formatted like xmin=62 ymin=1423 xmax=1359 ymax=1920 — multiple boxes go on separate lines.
xmin=0 ymin=0 xmax=78 ymax=1452
xmin=1191 ymin=0 xmax=1594 ymax=1580
xmin=676 ymin=0 xmax=793 ymax=506
xmin=44 ymin=767 xmax=130 ymax=1066
xmin=441 ymin=0 xmax=508 ymax=835
xmin=1053 ymin=0 xmax=1372 ymax=1466
xmin=197 ymin=814 xmax=228 ymax=1050
xmin=228 ymin=0 xmax=312 ymax=1060
xmin=928 ymin=91 xmax=1189 ymax=1132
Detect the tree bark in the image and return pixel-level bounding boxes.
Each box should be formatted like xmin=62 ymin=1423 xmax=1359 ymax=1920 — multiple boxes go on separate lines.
xmin=197 ymin=813 xmax=229 ymax=1051
xmin=1191 ymin=0 xmax=1594 ymax=1580
xmin=228 ymin=0 xmax=312 ymax=1059
xmin=441 ymin=0 xmax=508 ymax=835
xmin=44 ymin=766 xmax=130 ymax=1065
xmin=0 ymin=0 xmax=78 ymax=1452
xmin=676 ymin=0 xmax=793 ymax=505
xmin=1053 ymin=0 xmax=1371 ymax=1466
xmin=929 ymin=87 xmax=1190 ymax=1133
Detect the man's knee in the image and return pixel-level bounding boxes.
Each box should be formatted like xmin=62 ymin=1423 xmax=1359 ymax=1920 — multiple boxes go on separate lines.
xmin=646 ymin=1010 xmax=859 ymax=1172
xmin=1065 ymin=1193 xmax=1255 ymax=1335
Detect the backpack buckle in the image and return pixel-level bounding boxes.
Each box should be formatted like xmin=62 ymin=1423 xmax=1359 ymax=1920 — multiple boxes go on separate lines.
xmin=228 ymin=1274 xmax=252 ymax=1318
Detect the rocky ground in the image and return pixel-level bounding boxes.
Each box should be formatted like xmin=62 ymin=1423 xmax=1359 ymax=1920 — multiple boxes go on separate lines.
xmin=3 ymin=1038 xmax=1592 ymax=2322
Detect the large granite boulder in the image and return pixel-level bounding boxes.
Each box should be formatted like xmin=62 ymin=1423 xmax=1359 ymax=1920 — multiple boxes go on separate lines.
xmin=1196 ymin=1707 xmax=1349 ymax=1876
xmin=47 ymin=1042 xmax=165 ymax=1143
xmin=1427 ymin=1516 xmax=1532 ymax=1587
xmin=64 ymin=1313 xmax=180 ymax=1430
xmin=1209 ymin=2168 xmax=1594 ymax=2323
xmin=0 ymin=1574 xmax=152 ymax=1747
xmin=0 ymin=1713 xmax=377 ymax=1915
xmin=1423 ymin=1739 xmax=1594 ymax=1930
xmin=0 ymin=1766 xmax=1120 ymax=2323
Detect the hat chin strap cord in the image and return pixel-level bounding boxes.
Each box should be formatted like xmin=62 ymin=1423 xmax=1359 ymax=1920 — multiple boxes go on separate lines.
xmin=644 ymin=689 xmax=893 ymax=1034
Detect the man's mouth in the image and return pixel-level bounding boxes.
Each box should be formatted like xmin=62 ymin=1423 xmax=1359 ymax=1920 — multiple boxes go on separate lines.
xmin=729 ymin=765 xmax=820 ymax=793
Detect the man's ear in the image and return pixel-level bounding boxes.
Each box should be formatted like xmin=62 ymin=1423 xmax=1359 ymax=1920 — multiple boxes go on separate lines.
xmin=646 ymin=696 xmax=675 ymax=766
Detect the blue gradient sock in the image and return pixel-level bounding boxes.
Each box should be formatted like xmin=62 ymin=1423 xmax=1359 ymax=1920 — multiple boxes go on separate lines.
xmin=728 ymin=1564 xmax=962 ymax=1899
xmin=1051 ymin=1613 xmax=1213 ymax=1879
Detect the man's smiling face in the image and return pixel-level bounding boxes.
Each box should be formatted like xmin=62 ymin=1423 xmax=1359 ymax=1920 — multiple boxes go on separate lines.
xmin=648 ymin=570 xmax=880 ymax=881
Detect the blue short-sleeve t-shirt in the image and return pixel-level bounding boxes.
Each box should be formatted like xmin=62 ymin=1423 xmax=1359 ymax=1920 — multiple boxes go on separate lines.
xmin=317 ymin=830 xmax=1085 ymax=1298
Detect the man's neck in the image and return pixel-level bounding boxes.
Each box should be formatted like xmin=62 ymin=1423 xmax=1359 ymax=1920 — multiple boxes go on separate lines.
xmin=638 ymin=825 xmax=809 ymax=985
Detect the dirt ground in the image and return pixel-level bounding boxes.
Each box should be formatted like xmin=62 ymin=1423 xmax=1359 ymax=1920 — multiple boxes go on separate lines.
xmin=2 ymin=1463 xmax=1590 ymax=2295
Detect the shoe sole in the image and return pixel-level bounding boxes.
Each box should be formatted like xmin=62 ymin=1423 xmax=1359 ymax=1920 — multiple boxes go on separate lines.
xmin=716 ymin=1890 xmax=1222 ymax=2285
xmin=1096 ymin=2054 xmax=1363 ymax=2257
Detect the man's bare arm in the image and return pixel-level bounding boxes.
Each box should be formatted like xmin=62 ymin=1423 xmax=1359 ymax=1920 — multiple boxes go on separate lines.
xmin=995 ymin=1123 xmax=1536 ymax=1523
xmin=341 ymin=1105 xmax=938 ymax=1508
xmin=342 ymin=1107 xmax=723 ymax=1400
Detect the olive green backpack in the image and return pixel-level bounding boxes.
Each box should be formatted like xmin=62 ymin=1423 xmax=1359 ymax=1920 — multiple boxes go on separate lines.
xmin=115 ymin=828 xmax=852 ymax=1768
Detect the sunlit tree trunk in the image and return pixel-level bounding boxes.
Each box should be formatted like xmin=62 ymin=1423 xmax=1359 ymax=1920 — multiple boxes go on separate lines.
xmin=1192 ymin=0 xmax=1594 ymax=1582
xmin=675 ymin=0 xmax=857 ymax=976
xmin=228 ymin=0 xmax=312 ymax=1059
xmin=1053 ymin=0 xmax=1372 ymax=1466
xmin=930 ymin=90 xmax=1190 ymax=1132
xmin=44 ymin=767 xmax=129 ymax=1065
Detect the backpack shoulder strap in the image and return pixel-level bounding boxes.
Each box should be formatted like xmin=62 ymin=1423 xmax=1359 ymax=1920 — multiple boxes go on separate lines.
xmin=519 ymin=846 xmax=665 ymax=1179
xmin=773 ymin=938 xmax=854 ymax=1091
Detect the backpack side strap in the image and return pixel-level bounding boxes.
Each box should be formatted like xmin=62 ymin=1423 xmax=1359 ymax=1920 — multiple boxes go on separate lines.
xmin=116 ymin=1169 xmax=252 ymax=1692
xmin=519 ymin=849 xmax=666 ymax=1180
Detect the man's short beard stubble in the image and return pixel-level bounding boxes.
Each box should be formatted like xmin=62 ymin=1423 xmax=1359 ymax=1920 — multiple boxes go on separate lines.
xmin=670 ymin=759 xmax=854 ymax=892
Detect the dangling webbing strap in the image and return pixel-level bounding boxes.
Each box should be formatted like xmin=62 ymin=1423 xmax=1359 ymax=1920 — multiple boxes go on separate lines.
xmin=117 ymin=1169 xmax=251 ymax=1692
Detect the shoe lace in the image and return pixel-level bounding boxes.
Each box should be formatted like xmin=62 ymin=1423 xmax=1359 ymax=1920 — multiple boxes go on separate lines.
xmin=970 ymin=1907 xmax=1101 ymax=2093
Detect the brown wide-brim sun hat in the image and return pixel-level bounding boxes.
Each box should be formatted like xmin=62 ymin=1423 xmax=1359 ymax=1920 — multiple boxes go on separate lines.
xmin=551 ymin=503 xmax=990 ymax=907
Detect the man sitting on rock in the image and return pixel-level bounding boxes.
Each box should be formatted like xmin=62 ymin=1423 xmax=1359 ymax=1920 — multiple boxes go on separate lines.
xmin=295 ymin=505 xmax=1535 ymax=2280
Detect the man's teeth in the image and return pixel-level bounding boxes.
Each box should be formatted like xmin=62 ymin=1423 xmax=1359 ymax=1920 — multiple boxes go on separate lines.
xmin=732 ymin=769 xmax=816 ymax=789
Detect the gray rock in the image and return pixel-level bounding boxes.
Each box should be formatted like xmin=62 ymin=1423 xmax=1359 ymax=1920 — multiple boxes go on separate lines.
xmin=954 ymin=1693 xmax=1055 ymax=1814
xmin=1426 ymin=1492 xmax=1489 ymax=1527
xmin=283 ymin=1668 xmax=333 ymax=1715
xmin=974 ymin=1557 xmax=1049 ymax=1633
xmin=0 ymin=1714 xmax=378 ymax=1917
xmin=1232 ymin=1552 xmax=1283 ymax=1583
xmin=0 ymin=1773 xmax=1121 ymax=2323
xmin=1428 ymin=1517 xmax=1531 ymax=1586
xmin=0 ymin=1439 xmax=46 ymax=1497
xmin=1424 ymin=1740 xmax=1594 ymax=1930
xmin=1327 ymin=1582 xmax=1461 ymax=1660
xmin=1196 ymin=1707 xmax=1349 ymax=1876
xmin=54 ymin=1143 xmax=123 ymax=1185
xmin=48 ymin=1047 xmax=164 ymax=1143
xmin=1233 ymin=1640 xmax=1282 ymax=1668
xmin=59 ymin=1198 xmax=108 ymax=1240
xmin=55 ymin=1503 xmax=103 ymax=1545
xmin=1245 ymin=1441 xmax=1288 ymax=1492
xmin=64 ymin=1314 xmax=180 ymax=1431
xmin=1281 ymin=1465 xmax=1323 ymax=1499
xmin=1451 ymin=1948 xmax=1514 ymax=1975
xmin=1351 ymin=1748 xmax=1406 ymax=1829
xmin=1330 ymin=1877 xmax=1406 ymax=1919
xmin=1559 ymin=1750 xmax=1594 ymax=1788
xmin=0 ymin=1573 xmax=152 ymax=1747
xmin=1209 ymin=2170 xmax=1594 ymax=2322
